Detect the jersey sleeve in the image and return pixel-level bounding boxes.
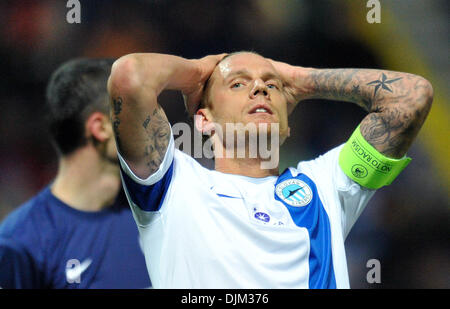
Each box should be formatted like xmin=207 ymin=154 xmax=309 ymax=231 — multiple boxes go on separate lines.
xmin=118 ymin=129 xmax=175 ymax=227
xmin=0 ymin=238 xmax=41 ymax=289
xmin=297 ymin=144 xmax=376 ymax=239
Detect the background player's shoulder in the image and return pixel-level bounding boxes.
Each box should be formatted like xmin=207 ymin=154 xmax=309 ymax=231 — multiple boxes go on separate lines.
xmin=0 ymin=186 xmax=54 ymax=243
xmin=0 ymin=187 xmax=52 ymax=286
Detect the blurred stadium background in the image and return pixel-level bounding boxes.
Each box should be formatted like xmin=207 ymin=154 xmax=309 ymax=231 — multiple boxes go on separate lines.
xmin=0 ymin=0 xmax=448 ymax=288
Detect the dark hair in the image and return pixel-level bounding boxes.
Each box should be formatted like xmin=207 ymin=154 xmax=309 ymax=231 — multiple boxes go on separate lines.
xmin=45 ymin=58 xmax=114 ymax=156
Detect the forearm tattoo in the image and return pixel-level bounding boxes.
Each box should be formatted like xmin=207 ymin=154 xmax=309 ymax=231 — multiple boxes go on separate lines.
xmin=308 ymin=69 xmax=432 ymax=158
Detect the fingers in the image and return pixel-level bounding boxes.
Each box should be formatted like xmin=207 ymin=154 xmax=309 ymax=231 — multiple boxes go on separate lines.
xmin=217 ymin=53 xmax=229 ymax=61
xmin=206 ymin=53 xmax=228 ymax=62
xmin=185 ymin=53 xmax=228 ymax=116
xmin=184 ymin=91 xmax=202 ymax=116
xmin=199 ymin=53 xmax=229 ymax=78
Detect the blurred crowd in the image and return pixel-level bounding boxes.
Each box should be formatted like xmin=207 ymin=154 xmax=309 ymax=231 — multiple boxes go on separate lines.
xmin=0 ymin=0 xmax=448 ymax=288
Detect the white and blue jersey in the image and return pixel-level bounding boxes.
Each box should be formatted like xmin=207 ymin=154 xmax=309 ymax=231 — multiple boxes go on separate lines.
xmin=0 ymin=188 xmax=151 ymax=289
xmin=119 ymin=132 xmax=375 ymax=288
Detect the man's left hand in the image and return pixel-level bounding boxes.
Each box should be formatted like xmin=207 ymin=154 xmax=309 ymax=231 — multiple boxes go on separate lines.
xmin=268 ymin=59 xmax=314 ymax=114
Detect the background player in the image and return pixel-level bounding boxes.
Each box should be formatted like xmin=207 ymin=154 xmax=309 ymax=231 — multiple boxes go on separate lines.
xmin=0 ymin=59 xmax=151 ymax=289
xmin=107 ymin=51 xmax=433 ymax=288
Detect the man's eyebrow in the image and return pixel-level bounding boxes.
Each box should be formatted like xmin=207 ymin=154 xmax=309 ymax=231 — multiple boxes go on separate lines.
xmin=224 ymin=69 xmax=251 ymax=81
xmin=261 ymin=71 xmax=282 ymax=83
xmin=224 ymin=70 xmax=282 ymax=83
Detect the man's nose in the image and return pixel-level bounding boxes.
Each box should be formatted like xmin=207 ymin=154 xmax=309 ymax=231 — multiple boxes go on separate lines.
xmin=250 ymin=80 xmax=269 ymax=99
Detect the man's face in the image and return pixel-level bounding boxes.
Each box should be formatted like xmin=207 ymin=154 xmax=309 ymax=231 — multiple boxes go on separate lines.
xmin=200 ymin=53 xmax=290 ymax=144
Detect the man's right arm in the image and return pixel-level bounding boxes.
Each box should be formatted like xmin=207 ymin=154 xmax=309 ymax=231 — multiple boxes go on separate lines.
xmin=107 ymin=53 xmax=207 ymax=179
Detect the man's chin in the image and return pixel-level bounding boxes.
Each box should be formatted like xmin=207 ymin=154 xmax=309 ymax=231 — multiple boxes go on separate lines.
xmin=246 ymin=112 xmax=277 ymax=123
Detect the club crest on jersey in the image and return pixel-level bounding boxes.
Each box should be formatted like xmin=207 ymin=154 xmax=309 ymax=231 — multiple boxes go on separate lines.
xmin=275 ymin=179 xmax=313 ymax=207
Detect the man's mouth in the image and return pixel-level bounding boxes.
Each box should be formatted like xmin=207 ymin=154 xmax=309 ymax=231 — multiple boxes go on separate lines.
xmin=249 ymin=104 xmax=273 ymax=115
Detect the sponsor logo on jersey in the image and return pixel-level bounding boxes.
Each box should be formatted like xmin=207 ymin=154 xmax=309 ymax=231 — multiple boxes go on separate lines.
xmin=66 ymin=258 xmax=92 ymax=284
xmin=275 ymin=179 xmax=313 ymax=207
xmin=254 ymin=212 xmax=270 ymax=223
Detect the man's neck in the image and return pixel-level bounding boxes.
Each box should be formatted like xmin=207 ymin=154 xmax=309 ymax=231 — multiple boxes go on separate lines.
xmin=51 ymin=148 xmax=121 ymax=212
xmin=211 ymin=132 xmax=281 ymax=178
xmin=214 ymin=143 xmax=280 ymax=178
xmin=214 ymin=157 xmax=279 ymax=178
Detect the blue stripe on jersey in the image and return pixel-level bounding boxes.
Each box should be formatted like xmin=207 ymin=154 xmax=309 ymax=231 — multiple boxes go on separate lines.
xmin=120 ymin=162 xmax=174 ymax=212
xmin=274 ymin=169 xmax=336 ymax=289
xmin=216 ymin=194 xmax=241 ymax=199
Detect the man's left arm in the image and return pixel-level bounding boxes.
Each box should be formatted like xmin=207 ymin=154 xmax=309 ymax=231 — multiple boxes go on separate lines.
xmin=274 ymin=63 xmax=433 ymax=158
xmin=280 ymin=66 xmax=433 ymax=235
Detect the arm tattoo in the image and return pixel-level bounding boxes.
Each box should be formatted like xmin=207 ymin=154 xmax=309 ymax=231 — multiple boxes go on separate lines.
xmin=142 ymin=105 xmax=171 ymax=173
xmin=112 ymin=97 xmax=123 ymax=150
xmin=110 ymin=95 xmax=171 ymax=176
xmin=366 ymin=73 xmax=402 ymax=96
xmin=142 ymin=116 xmax=150 ymax=129
xmin=113 ymin=96 xmax=122 ymax=115
xmin=309 ymin=68 xmax=373 ymax=111
xmin=308 ymin=69 xmax=432 ymax=158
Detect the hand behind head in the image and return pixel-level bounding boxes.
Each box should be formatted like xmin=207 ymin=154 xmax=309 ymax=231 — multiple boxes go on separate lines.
xmin=183 ymin=53 xmax=228 ymax=116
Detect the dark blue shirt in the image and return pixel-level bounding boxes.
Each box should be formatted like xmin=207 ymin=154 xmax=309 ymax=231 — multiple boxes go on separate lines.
xmin=0 ymin=186 xmax=151 ymax=289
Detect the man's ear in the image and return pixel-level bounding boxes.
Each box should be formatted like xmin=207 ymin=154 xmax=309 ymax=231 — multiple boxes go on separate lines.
xmin=194 ymin=108 xmax=215 ymax=135
xmin=85 ymin=112 xmax=110 ymax=143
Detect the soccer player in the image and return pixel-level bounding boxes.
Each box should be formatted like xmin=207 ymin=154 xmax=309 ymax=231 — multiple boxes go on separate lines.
xmin=0 ymin=59 xmax=151 ymax=289
xmin=108 ymin=52 xmax=433 ymax=288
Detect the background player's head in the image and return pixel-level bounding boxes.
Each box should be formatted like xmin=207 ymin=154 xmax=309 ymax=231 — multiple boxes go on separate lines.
xmin=45 ymin=58 xmax=117 ymax=162
xmin=196 ymin=51 xmax=290 ymax=148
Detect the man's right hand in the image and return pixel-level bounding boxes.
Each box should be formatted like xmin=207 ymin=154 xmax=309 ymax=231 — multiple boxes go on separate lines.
xmin=183 ymin=54 xmax=228 ymax=116
xmin=108 ymin=53 xmax=227 ymax=179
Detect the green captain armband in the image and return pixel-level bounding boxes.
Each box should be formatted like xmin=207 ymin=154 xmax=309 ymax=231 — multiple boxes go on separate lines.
xmin=338 ymin=125 xmax=412 ymax=189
